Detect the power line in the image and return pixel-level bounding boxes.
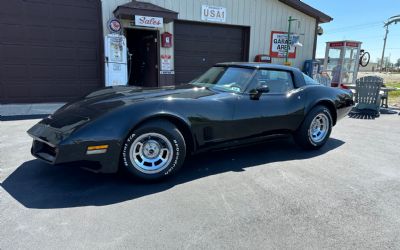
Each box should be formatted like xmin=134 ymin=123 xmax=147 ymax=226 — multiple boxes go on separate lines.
xmin=326 ymin=23 xmax=383 ymax=34
xmin=324 ymin=21 xmax=383 ymax=33
xmin=367 ymin=48 xmax=400 ymax=51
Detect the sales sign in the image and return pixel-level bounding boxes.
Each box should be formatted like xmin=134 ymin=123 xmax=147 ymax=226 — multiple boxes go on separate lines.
xmin=270 ymin=31 xmax=297 ymax=58
xmin=135 ymin=15 xmax=163 ymax=28
xmin=201 ymin=5 xmax=227 ymax=23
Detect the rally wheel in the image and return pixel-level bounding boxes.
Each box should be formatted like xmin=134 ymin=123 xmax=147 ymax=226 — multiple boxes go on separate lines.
xmin=121 ymin=120 xmax=186 ymax=180
xmin=294 ymin=105 xmax=333 ymax=150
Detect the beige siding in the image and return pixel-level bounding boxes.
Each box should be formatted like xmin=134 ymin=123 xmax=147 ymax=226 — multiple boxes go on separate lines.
xmin=101 ymin=0 xmax=317 ymax=68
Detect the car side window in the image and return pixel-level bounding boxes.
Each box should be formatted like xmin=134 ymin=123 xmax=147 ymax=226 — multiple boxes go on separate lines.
xmin=303 ymin=73 xmax=321 ymax=85
xmin=251 ymin=70 xmax=294 ymax=94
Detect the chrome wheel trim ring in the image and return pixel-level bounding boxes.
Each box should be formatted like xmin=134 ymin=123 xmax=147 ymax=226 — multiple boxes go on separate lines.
xmin=308 ymin=113 xmax=329 ymax=143
xmin=129 ymin=133 xmax=174 ymax=174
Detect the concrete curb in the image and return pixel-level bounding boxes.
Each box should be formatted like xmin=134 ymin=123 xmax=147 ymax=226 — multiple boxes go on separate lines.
xmin=0 ymin=103 xmax=65 ymax=117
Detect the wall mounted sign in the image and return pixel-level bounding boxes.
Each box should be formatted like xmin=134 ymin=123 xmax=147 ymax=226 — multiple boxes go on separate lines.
xmin=161 ymin=54 xmax=173 ymax=71
xmin=135 ymin=15 xmax=163 ymax=28
xmin=270 ymin=31 xmax=297 ymax=58
xmin=107 ymin=19 xmax=122 ymax=33
xmin=201 ymin=5 xmax=227 ymax=23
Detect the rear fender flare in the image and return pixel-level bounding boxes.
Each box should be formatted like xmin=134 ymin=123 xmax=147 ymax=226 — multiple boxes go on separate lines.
xmin=305 ymin=99 xmax=337 ymax=126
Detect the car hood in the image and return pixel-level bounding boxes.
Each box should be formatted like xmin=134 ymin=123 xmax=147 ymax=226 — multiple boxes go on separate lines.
xmin=36 ymin=84 xmax=217 ymax=132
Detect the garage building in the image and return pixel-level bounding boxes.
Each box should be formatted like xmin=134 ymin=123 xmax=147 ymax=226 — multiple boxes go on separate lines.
xmin=0 ymin=0 xmax=331 ymax=103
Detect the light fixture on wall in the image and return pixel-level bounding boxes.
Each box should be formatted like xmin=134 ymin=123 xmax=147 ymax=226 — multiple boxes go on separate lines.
xmin=292 ymin=35 xmax=303 ymax=48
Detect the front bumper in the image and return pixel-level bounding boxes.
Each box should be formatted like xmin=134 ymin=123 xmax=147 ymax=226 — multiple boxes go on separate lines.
xmin=28 ymin=124 xmax=121 ymax=173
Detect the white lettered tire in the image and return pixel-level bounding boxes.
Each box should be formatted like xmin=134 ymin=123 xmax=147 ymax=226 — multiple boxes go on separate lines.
xmin=294 ymin=105 xmax=333 ymax=150
xmin=121 ymin=120 xmax=186 ymax=180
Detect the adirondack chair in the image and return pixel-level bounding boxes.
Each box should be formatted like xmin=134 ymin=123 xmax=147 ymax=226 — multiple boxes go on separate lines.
xmin=354 ymin=76 xmax=384 ymax=114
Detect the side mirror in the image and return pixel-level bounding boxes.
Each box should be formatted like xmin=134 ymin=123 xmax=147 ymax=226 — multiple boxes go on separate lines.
xmin=250 ymin=85 xmax=269 ymax=100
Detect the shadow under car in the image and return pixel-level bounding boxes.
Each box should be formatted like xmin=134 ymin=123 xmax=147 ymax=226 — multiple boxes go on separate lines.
xmin=1 ymin=137 xmax=345 ymax=209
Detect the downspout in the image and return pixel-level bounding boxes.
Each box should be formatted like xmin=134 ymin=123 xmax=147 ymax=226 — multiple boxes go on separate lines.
xmin=312 ymin=18 xmax=319 ymax=60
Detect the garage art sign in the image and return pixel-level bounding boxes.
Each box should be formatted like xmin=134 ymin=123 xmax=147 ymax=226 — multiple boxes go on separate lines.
xmin=270 ymin=31 xmax=297 ymax=58
xmin=201 ymin=5 xmax=227 ymax=23
xmin=135 ymin=15 xmax=163 ymax=28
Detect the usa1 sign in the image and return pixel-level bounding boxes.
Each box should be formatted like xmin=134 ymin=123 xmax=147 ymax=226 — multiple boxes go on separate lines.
xmin=201 ymin=5 xmax=227 ymax=23
xmin=135 ymin=15 xmax=163 ymax=28
xmin=270 ymin=31 xmax=297 ymax=58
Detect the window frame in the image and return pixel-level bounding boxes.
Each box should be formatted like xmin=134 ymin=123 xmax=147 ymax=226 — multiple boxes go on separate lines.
xmin=244 ymin=68 xmax=296 ymax=95
xmin=189 ymin=66 xmax=257 ymax=94
xmin=302 ymin=73 xmax=321 ymax=86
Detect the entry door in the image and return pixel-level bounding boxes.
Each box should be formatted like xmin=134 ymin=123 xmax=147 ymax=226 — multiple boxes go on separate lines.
xmin=126 ymin=29 xmax=159 ymax=87
xmin=232 ymin=69 xmax=305 ymax=139
xmin=142 ymin=32 xmax=159 ymax=87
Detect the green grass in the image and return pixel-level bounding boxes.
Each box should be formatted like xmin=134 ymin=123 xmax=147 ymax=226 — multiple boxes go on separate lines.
xmin=385 ymin=82 xmax=400 ymax=105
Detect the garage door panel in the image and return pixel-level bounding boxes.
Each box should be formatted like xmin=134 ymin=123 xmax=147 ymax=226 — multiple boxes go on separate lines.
xmin=26 ymin=27 xmax=53 ymax=44
xmin=29 ymin=84 xmax=77 ymax=100
xmin=0 ymin=44 xmax=29 ymax=63
xmin=4 ymin=84 xmax=32 ymax=99
xmin=0 ymin=0 xmax=102 ymax=103
xmin=77 ymin=48 xmax=99 ymax=62
xmin=79 ymin=65 xmax=101 ymax=79
xmin=0 ymin=1 xmax=24 ymax=21
xmin=2 ymin=65 xmax=28 ymax=80
xmin=174 ymin=21 xmax=248 ymax=84
xmin=76 ymin=29 xmax=100 ymax=44
xmin=0 ymin=24 xmax=26 ymax=44
xmin=50 ymin=0 xmax=100 ymax=8
xmin=25 ymin=3 xmax=52 ymax=24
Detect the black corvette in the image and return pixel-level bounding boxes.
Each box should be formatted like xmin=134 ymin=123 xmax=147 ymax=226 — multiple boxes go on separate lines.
xmin=28 ymin=63 xmax=354 ymax=180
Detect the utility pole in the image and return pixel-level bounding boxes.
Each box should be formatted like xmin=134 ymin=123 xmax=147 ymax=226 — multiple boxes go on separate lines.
xmin=380 ymin=15 xmax=400 ymax=72
xmin=380 ymin=25 xmax=388 ymax=72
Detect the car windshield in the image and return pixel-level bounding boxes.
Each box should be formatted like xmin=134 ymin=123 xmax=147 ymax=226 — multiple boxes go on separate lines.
xmin=190 ymin=66 xmax=255 ymax=93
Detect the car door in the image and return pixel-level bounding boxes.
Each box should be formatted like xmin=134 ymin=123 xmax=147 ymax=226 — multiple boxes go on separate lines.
xmin=232 ymin=69 xmax=305 ymax=140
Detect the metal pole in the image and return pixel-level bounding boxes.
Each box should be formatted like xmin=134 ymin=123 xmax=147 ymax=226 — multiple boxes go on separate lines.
xmin=285 ymin=16 xmax=292 ymax=63
xmin=380 ymin=25 xmax=389 ymax=72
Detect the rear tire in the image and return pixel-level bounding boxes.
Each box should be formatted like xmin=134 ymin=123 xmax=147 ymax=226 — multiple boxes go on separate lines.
xmin=294 ymin=105 xmax=332 ymax=150
xmin=121 ymin=120 xmax=186 ymax=181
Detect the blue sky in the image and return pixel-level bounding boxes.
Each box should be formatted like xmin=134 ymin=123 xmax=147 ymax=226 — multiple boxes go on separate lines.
xmin=302 ymin=0 xmax=400 ymax=63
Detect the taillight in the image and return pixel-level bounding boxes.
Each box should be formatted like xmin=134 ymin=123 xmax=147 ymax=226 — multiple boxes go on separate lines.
xmin=339 ymin=84 xmax=349 ymax=89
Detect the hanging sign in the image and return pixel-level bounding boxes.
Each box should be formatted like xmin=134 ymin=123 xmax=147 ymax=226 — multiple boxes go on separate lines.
xmin=135 ymin=15 xmax=163 ymax=28
xmin=270 ymin=31 xmax=297 ymax=58
xmin=201 ymin=5 xmax=227 ymax=23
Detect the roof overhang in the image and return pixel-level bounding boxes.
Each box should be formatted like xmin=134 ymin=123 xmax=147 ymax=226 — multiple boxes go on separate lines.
xmin=278 ymin=0 xmax=333 ymax=23
xmin=113 ymin=0 xmax=178 ymax=23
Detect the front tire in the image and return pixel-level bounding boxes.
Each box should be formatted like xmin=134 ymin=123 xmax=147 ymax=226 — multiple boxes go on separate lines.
xmin=294 ymin=105 xmax=332 ymax=150
xmin=121 ymin=120 xmax=186 ymax=180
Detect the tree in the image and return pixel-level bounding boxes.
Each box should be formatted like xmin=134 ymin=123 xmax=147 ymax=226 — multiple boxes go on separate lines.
xmin=382 ymin=57 xmax=391 ymax=68
xmin=395 ymin=58 xmax=400 ymax=67
xmin=377 ymin=57 xmax=391 ymax=68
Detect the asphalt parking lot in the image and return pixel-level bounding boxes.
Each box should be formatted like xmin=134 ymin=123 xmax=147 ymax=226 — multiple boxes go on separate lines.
xmin=1 ymin=113 xmax=400 ymax=249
